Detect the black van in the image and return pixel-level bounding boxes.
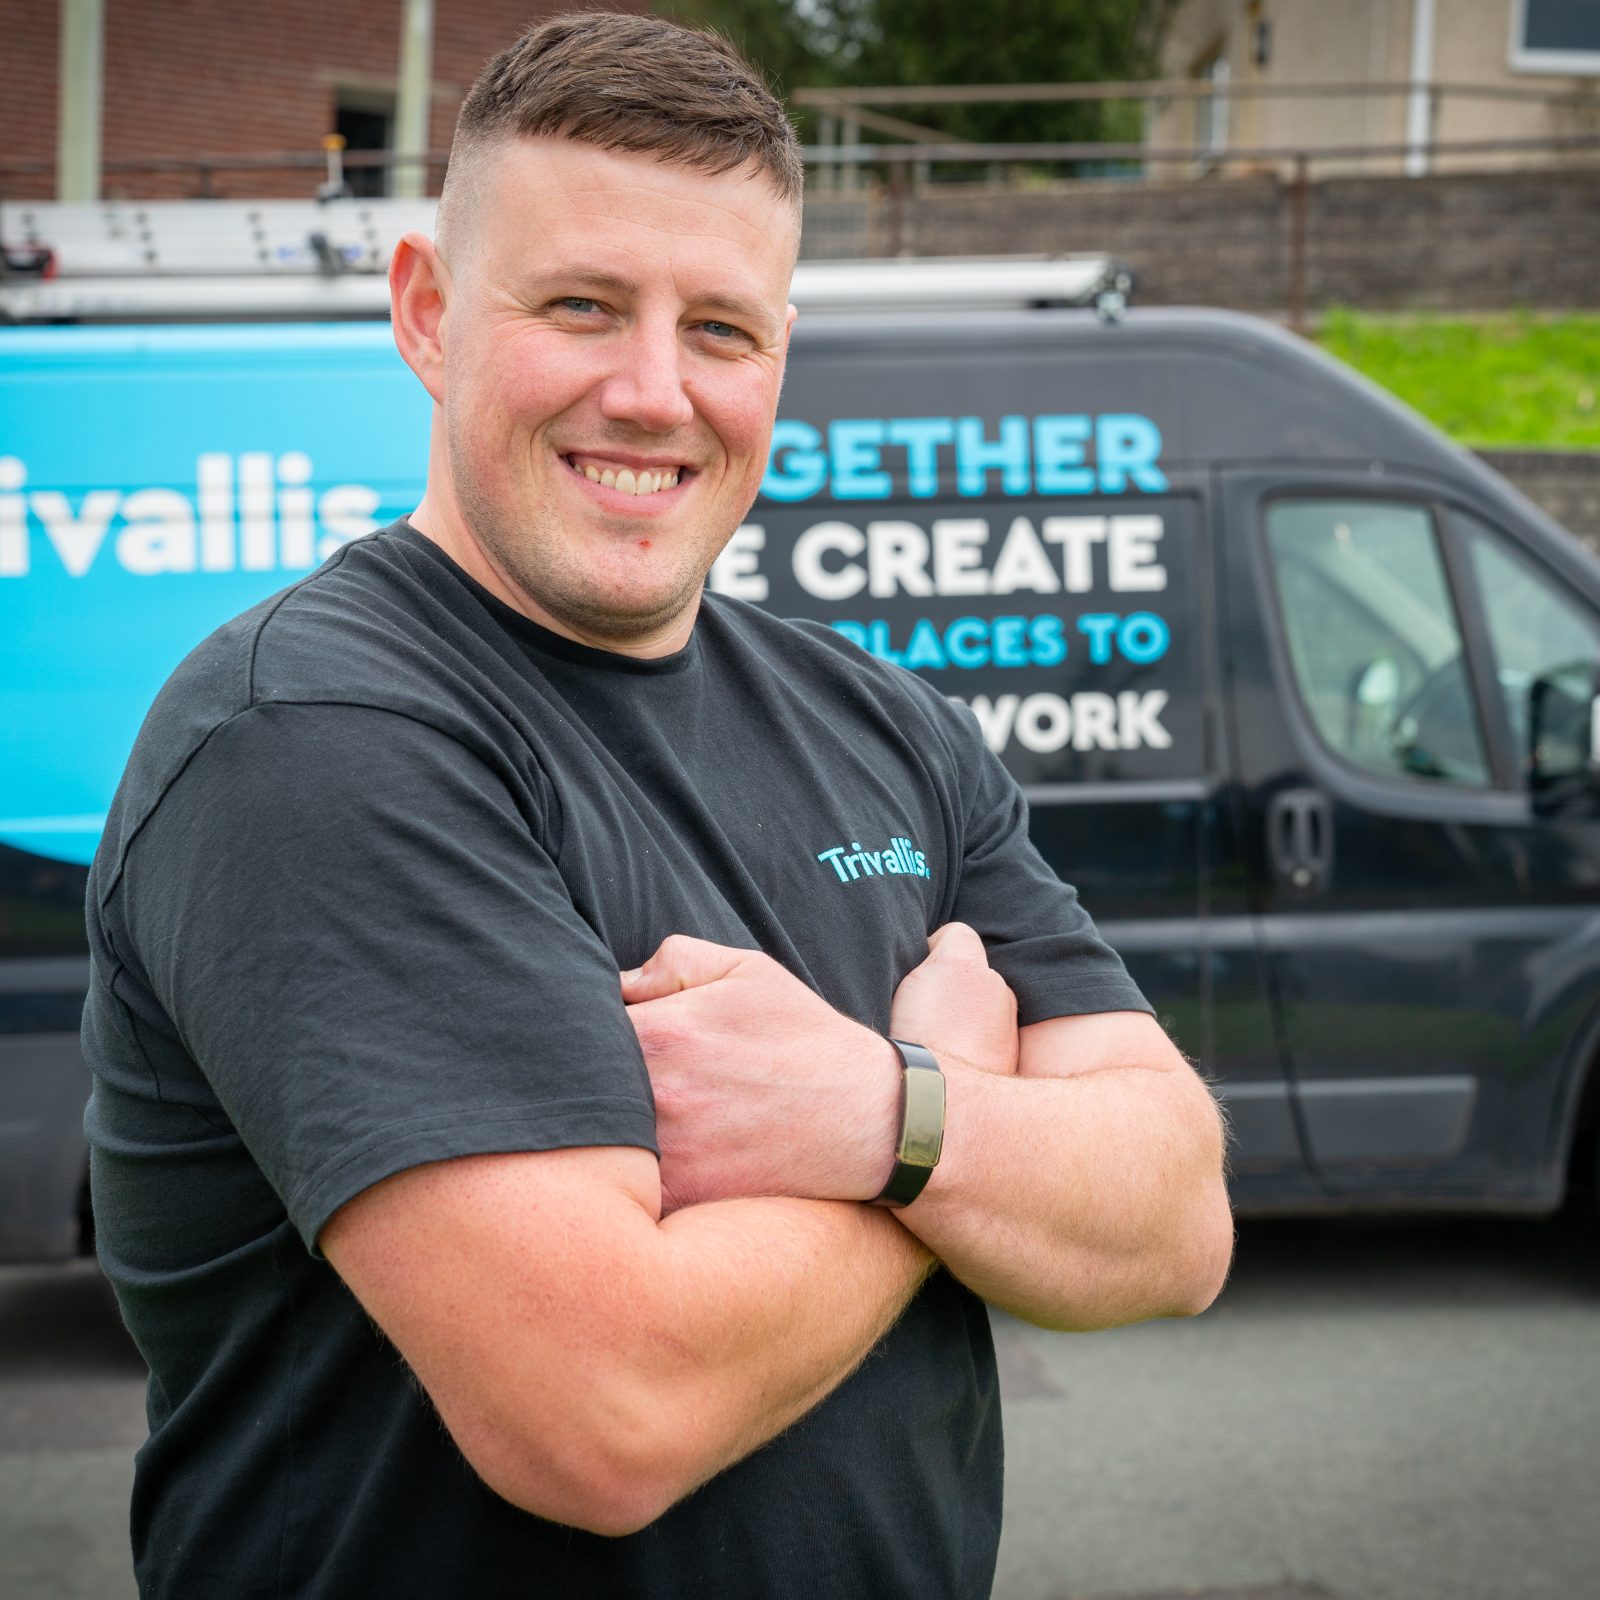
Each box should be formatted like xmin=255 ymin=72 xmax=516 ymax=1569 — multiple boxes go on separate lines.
xmin=3 ymin=283 xmax=1598 ymax=1257
xmin=716 ymin=304 xmax=1600 ymax=1217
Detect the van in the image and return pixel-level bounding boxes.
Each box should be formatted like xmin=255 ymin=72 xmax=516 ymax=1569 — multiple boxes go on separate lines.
xmin=4 ymin=255 xmax=1598 ymax=1258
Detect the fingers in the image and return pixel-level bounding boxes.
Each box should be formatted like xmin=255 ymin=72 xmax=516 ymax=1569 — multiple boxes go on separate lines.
xmin=620 ymin=934 xmax=746 ymax=1003
xmin=894 ymin=922 xmax=1019 ymax=1076
xmin=924 ymin=921 xmax=990 ymax=965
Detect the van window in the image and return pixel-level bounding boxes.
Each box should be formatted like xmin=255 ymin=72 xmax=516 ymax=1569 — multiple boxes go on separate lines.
xmin=1465 ymin=521 xmax=1600 ymax=785
xmin=1265 ymin=500 xmax=1489 ymax=787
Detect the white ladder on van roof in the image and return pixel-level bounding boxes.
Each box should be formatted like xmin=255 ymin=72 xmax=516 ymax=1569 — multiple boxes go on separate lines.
xmin=0 ymin=197 xmax=1121 ymax=322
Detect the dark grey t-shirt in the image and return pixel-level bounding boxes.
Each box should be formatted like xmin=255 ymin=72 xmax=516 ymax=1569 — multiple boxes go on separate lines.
xmin=83 ymin=521 xmax=1151 ymax=1599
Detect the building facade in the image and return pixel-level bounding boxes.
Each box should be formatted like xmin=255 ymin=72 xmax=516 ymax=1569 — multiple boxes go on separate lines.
xmin=1148 ymin=0 xmax=1600 ymax=173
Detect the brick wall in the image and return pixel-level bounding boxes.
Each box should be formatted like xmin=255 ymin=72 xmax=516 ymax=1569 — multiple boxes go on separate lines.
xmin=800 ymin=168 xmax=1600 ymax=316
xmin=0 ymin=1 xmax=637 ymax=202
xmin=1 ymin=1 xmax=59 ymax=197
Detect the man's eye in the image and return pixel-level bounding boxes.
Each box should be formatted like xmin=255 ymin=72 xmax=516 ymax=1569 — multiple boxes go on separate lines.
xmin=557 ymin=297 xmax=601 ymax=314
xmin=700 ymin=321 xmax=749 ymax=343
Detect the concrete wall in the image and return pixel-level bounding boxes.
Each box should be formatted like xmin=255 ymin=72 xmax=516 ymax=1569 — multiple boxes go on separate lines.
xmin=0 ymin=0 xmax=627 ymax=202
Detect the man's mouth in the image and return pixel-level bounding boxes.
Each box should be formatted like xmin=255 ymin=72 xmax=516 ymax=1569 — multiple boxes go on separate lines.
xmin=562 ymin=453 xmax=686 ymax=498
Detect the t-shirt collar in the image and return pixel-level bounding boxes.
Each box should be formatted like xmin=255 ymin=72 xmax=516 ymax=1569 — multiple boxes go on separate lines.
xmin=393 ymin=519 xmax=702 ymax=677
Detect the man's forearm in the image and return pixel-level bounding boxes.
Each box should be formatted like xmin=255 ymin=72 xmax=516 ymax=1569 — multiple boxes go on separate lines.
xmin=617 ymin=933 xmax=1229 ymax=1350
xmin=499 ymin=1187 xmax=934 ymax=1532
xmin=327 ymin=1148 xmax=933 ymax=1537
xmin=895 ymin=1048 xmax=1231 ymax=1331
xmin=638 ymin=1192 xmax=934 ymax=1500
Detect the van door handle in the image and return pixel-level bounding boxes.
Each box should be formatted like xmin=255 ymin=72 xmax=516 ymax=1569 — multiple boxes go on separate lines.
xmin=1267 ymin=789 xmax=1333 ymax=892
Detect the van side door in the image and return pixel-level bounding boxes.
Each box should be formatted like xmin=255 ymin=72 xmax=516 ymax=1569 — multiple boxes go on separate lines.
xmin=1221 ymin=468 xmax=1600 ymax=1206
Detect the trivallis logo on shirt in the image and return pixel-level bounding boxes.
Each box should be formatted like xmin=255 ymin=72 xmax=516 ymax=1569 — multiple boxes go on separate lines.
xmin=815 ymin=835 xmax=930 ymax=883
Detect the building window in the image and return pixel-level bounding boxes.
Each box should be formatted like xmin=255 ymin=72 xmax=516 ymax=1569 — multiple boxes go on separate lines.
xmin=1192 ymin=46 xmax=1231 ymax=167
xmin=1509 ymin=0 xmax=1600 ymax=75
xmin=335 ymin=98 xmax=395 ymax=197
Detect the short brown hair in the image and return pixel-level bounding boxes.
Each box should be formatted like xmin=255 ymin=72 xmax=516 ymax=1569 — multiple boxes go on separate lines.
xmin=439 ymin=10 xmax=804 ymax=241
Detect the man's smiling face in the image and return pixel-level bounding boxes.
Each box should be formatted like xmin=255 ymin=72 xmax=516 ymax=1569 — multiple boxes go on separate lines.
xmin=419 ymin=136 xmax=797 ymax=654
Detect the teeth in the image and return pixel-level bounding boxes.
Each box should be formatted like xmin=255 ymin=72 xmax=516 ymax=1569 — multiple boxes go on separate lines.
xmin=569 ymin=458 xmax=682 ymax=495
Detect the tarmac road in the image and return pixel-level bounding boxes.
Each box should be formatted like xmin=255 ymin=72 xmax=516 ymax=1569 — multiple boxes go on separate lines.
xmin=2 ymin=1213 xmax=1597 ymax=1600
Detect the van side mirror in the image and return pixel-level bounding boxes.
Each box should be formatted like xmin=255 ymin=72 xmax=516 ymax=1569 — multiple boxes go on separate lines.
xmin=1527 ymin=657 xmax=1600 ymax=805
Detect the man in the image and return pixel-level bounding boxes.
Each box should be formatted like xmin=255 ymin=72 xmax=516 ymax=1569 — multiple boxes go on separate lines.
xmin=83 ymin=12 xmax=1231 ymax=1598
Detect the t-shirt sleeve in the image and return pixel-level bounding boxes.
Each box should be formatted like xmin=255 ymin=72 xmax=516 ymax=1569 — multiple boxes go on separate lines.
xmin=112 ymin=701 xmax=657 ymax=1251
xmin=940 ymin=702 xmax=1154 ymax=1028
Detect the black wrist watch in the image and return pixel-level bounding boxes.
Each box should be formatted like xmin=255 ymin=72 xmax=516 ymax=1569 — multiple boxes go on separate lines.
xmin=871 ymin=1039 xmax=946 ymax=1208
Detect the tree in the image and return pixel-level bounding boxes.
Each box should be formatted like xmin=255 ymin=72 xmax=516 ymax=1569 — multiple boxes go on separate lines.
xmin=657 ymin=0 xmax=1176 ymax=146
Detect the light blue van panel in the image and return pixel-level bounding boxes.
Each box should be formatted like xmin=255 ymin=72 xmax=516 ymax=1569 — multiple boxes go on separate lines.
xmin=0 ymin=324 xmax=431 ymax=865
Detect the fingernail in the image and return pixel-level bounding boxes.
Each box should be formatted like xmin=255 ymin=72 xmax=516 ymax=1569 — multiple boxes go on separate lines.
xmin=621 ymin=967 xmax=642 ymax=985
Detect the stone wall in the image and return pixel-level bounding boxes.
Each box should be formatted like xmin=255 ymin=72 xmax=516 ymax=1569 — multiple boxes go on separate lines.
xmin=803 ymin=167 xmax=1600 ymax=315
xmin=1479 ymin=450 xmax=1600 ymax=559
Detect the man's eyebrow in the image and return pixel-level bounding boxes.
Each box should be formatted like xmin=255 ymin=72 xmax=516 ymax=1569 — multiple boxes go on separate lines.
xmin=535 ymin=267 xmax=641 ymax=299
xmin=693 ymin=291 xmax=778 ymax=331
xmin=530 ymin=267 xmax=779 ymax=333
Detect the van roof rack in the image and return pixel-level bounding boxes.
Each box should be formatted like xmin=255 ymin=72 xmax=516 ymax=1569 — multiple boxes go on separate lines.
xmin=0 ymin=198 xmax=1128 ymax=323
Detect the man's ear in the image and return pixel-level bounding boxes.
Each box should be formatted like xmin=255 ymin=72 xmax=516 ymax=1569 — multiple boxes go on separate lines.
xmin=773 ymin=303 xmax=799 ymax=398
xmin=390 ymin=231 xmax=449 ymax=405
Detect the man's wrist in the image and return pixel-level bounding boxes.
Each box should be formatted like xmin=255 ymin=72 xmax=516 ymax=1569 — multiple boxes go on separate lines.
xmin=846 ymin=1033 xmax=909 ymax=1202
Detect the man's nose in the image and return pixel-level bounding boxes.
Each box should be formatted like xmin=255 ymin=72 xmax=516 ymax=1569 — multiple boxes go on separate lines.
xmin=597 ymin=319 xmax=696 ymax=434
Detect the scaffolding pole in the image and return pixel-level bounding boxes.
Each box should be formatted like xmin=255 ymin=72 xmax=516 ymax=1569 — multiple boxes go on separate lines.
xmin=57 ymin=0 xmax=104 ymax=202
xmin=393 ymin=0 xmax=434 ymax=201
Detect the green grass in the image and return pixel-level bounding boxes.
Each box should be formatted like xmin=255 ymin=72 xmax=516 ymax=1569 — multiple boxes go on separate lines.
xmin=1315 ymin=309 xmax=1600 ymax=450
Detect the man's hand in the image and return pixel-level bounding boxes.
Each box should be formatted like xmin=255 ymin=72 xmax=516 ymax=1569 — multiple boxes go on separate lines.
xmin=621 ymin=929 xmax=1230 ymax=1333
xmin=890 ymin=923 xmax=1019 ymax=1077
xmin=622 ymin=936 xmax=901 ymax=1214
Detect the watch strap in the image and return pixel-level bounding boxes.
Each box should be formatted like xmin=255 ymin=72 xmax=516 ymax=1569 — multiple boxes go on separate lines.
xmin=871 ymin=1039 xmax=946 ymax=1208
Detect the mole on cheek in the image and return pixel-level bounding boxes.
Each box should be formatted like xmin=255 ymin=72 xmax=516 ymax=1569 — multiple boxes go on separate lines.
xmin=638 ymin=539 xmax=652 ymax=549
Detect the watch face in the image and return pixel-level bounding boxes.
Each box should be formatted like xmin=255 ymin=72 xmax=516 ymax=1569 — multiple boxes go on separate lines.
xmin=900 ymin=1060 xmax=946 ymax=1170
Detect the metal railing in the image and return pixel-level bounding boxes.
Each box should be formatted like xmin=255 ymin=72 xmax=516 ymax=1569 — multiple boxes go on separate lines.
xmin=6 ymin=74 xmax=1598 ymax=202
xmin=795 ymin=76 xmax=1600 ymax=187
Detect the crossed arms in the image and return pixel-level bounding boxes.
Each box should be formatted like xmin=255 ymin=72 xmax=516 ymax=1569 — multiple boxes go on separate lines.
xmin=322 ymin=924 xmax=1233 ymax=1537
